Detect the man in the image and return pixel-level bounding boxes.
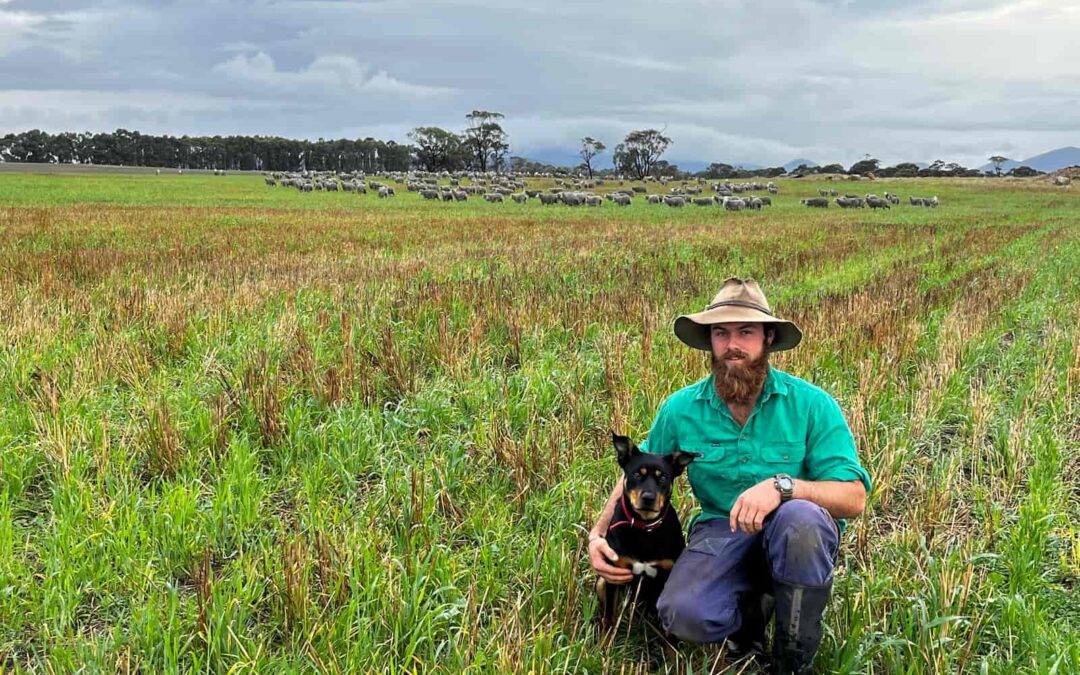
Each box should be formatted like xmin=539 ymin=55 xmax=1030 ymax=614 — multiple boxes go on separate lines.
xmin=588 ymin=277 xmax=871 ymax=674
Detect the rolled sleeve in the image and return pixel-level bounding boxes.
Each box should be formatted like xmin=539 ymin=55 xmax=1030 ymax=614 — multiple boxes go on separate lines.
xmin=804 ymin=394 xmax=872 ymax=494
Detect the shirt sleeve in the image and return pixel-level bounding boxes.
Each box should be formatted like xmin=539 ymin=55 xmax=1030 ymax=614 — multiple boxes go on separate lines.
xmin=804 ymin=392 xmax=872 ymax=494
xmin=638 ymin=394 xmax=679 ymax=456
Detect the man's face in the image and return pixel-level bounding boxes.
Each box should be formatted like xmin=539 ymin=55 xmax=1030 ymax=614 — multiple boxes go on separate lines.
xmin=710 ymin=322 xmax=769 ymax=365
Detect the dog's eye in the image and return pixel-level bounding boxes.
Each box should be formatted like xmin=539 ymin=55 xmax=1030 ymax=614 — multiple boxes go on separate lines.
xmin=639 ymin=468 xmax=648 ymax=477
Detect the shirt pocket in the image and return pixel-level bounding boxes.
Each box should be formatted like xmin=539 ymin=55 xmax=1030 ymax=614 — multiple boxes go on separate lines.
xmin=683 ymin=443 xmax=736 ymax=494
xmin=761 ymin=441 xmax=807 ymax=474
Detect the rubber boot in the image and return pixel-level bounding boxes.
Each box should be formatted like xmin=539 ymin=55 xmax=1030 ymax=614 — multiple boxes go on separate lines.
xmin=771 ymin=579 xmax=832 ymax=675
xmin=725 ymin=590 xmax=774 ymax=661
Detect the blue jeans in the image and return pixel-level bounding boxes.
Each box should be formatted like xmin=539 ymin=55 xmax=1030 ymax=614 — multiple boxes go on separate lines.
xmin=656 ymin=500 xmax=840 ymax=643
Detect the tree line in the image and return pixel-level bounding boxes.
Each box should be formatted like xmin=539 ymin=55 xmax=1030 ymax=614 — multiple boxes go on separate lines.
xmin=1 ymin=118 xmax=1043 ymax=179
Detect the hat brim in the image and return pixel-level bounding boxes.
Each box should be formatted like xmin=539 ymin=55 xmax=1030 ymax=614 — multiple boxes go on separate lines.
xmin=674 ymin=306 xmax=802 ymax=353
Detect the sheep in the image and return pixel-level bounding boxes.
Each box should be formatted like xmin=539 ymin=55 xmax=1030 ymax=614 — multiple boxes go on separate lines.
xmin=646 ymin=194 xmax=662 ymax=204
xmin=663 ymin=196 xmax=685 ymax=207
xmin=585 ymin=195 xmax=603 ymax=207
xmin=725 ymin=198 xmax=746 ymax=211
xmin=265 ymin=177 xmax=276 ymax=186
xmin=511 ymin=193 xmax=528 ymax=203
xmin=757 ymin=196 xmax=772 ymax=207
xmin=632 ymin=185 xmax=647 ymax=193
xmin=483 ymin=193 xmax=505 ymax=203
xmin=378 ymin=186 xmax=394 ymax=198
xmin=538 ymin=193 xmax=559 ymax=205
xmin=420 ymin=189 xmax=440 ymax=200
xmin=884 ymin=191 xmax=900 ymax=204
xmin=355 ymin=183 xmax=367 ymax=194
xmin=693 ymin=197 xmax=714 ymax=206
xmin=818 ymin=188 xmax=829 ymax=197
xmin=612 ymin=194 xmax=632 ymax=206
xmin=747 ymin=197 xmax=763 ymax=210
xmin=801 ymin=197 xmax=829 ymax=208
xmin=909 ymin=196 xmax=925 ymax=206
xmin=866 ymin=196 xmax=890 ymax=209
xmin=453 ymin=190 xmax=468 ymax=202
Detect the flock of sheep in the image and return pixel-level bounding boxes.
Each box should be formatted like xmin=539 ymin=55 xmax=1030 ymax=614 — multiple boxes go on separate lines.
xmin=259 ymin=169 xmax=941 ymax=211
xmin=800 ymin=190 xmax=940 ymax=209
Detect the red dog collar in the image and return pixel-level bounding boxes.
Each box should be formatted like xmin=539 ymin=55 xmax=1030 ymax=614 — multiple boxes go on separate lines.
xmin=608 ymin=493 xmax=670 ymax=533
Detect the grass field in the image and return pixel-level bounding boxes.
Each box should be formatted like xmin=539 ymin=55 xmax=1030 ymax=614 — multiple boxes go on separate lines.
xmin=0 ymin=171 xmax=1077 ymax=673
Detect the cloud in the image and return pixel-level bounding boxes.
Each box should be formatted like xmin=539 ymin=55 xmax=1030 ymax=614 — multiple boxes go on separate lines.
xmin=213 ymin=50 xmax=454 ymax=99
xmin=0 ymin=0 xmax=1077 ymax=168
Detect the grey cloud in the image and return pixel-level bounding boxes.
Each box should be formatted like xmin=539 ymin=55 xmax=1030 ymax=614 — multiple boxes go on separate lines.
xmin=0 ymin=0 xmax=1077 ymax=168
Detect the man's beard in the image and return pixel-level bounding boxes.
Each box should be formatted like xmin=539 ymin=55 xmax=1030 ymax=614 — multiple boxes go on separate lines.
xmin=711 ymin=348 xmax=769 ymax=405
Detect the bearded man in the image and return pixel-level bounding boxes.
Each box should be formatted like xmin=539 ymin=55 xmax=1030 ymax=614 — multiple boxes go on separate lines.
xmin=588 ymin=277 xmax=871 ymax=674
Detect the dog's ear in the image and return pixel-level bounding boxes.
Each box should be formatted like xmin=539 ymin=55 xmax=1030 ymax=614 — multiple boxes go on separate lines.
xmin=612 ymin=432 xmax=638 ymax=467
xmin=666 ymin=450 xmax=702 ymax=477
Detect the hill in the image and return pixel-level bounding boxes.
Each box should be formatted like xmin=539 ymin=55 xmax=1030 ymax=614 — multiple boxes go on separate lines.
xmin=979 ymin=146 xmax=1080 ymax=173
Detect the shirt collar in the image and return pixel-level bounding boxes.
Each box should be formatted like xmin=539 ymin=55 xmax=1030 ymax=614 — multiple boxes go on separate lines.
xmin=696 ymin=365 xmax=788 ymax=405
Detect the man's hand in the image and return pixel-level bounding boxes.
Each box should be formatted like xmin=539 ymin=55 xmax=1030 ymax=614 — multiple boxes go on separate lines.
xmin=729 ymin=479 xmax=782 ymax=534
xmin=588 ymin=537 xmax=633 ymax=585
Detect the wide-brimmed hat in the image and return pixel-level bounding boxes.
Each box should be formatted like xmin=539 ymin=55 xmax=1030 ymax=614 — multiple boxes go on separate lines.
xmin=674 ymin=277 xmax=802 ymax=352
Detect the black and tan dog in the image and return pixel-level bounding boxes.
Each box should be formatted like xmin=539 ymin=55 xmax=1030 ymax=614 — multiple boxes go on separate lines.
xmin=597 ymin=432 xmax=699 ymax=629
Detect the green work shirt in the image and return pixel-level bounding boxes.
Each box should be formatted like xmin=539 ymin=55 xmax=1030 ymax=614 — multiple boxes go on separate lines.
xmin=640 ymin=367 xmax=871 ymax=531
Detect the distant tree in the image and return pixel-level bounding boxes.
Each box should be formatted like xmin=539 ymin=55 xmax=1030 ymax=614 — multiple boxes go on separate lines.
xmin=408 ymin=126 xmax=466 ymax=172
xmin=1008 ymin=165 xmax=1040 ymax=177
xmin=612 ymin=129 xmax=672 ymax=180
xmin=698 ymin=162 xmax=737 ymax=179
xmin=848 ymin=158 xmax=880 ymax=176
xmin=988 ymin=155 xmax=1008 ymax=176
xmin=463 ymin=110 xmax=509 ymax=173
xmin=579 ymin=137 xmax=606 ymax=179
xmin=890 ymin=162 xmax=920 ymax=177
xmin=817 ymin=163 xmax=845 ymax=174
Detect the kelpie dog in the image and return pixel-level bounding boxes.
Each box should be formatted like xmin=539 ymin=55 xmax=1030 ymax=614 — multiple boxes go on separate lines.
xmin=597 ymin=432 xmax=699 ymax=629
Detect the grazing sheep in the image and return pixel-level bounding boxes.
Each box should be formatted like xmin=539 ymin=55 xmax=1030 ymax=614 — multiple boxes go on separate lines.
xmin=646 ymin=194 xmax=662 ymax=204
xmin=909 ymin=196 xmax=925 ymax=206
xmin=265 ymin=177 xmax=276 ymax=186
xmin=632 ymin=185 xmax=647 ymax=193
xmin=884 ymin=191 xmax=900 ymax=204
xmin=511 ymin=193 xmax=528 ymax=203
xmin=801 ymin=197 xmax=829 ymax=208
xmin=378 ymin=186 xmax=394 ymax=198
xmin=483 ymin=193 xmax=505 ymax=203
xmin=453 ymin=190 xmax=468 ymax=202
xmin=420 ymin=189 xmax=440 ymax=200
xmin=585 ymin=195 xmax=603 ymax=207
xmin=538 ymin=193 xmax=559 ymax=205
xmin=724 ymin=198 xmax=746 ymax=211
xmin=663 ymin=196 xmax=685 ymax=207
xmin=866 ymin=196 xmax=890 ymax=209
xmin=355 ymin=183 xmax=367 ymax=194
xmin=747 ymin=197 xmax=763 ymax=210
xmin=818 ymin=188 xmax=829 ymax=197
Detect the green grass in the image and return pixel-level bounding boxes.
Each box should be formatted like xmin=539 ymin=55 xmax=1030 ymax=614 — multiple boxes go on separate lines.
xmin=0 ymin=171 xmax=1077 ymax=673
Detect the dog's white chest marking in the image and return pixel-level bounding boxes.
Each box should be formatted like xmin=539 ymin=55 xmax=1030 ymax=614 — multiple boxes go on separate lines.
xmin=631 ymin=562 xmax=659 ymax=578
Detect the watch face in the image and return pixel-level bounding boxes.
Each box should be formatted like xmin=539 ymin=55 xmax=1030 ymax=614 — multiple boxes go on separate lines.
xmin=777 ymin=476 xmax=793 ymax=491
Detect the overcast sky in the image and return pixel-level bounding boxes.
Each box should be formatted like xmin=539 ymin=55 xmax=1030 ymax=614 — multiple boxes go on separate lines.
xmin=1 ymin=0 xmax=1077 ymax=168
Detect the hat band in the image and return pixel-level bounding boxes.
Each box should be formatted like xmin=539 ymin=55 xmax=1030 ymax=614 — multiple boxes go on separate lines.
xmin=705 ymin=299 xmax=774 ymax=316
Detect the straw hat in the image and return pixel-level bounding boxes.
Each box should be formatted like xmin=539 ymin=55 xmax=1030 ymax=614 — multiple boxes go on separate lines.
xmin=674 ymin=277 xmax=802 ymax=352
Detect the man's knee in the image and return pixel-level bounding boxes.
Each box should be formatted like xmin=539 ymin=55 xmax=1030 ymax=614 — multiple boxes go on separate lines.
xmin=657 ymin=584 xmax=738 ymax=643
xmin=765 ymin=500 xmax=839 ymax=586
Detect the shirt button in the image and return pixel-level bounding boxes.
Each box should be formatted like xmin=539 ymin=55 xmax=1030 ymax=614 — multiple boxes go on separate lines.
xmin=783 ymin=454 xmax=789 ymax=460
xmin=741 ymin=457 xmax=749 ymax=463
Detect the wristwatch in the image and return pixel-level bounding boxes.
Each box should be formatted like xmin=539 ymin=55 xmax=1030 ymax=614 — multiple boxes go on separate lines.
xmin=773 ymin=474 xmax=794 ymax=502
